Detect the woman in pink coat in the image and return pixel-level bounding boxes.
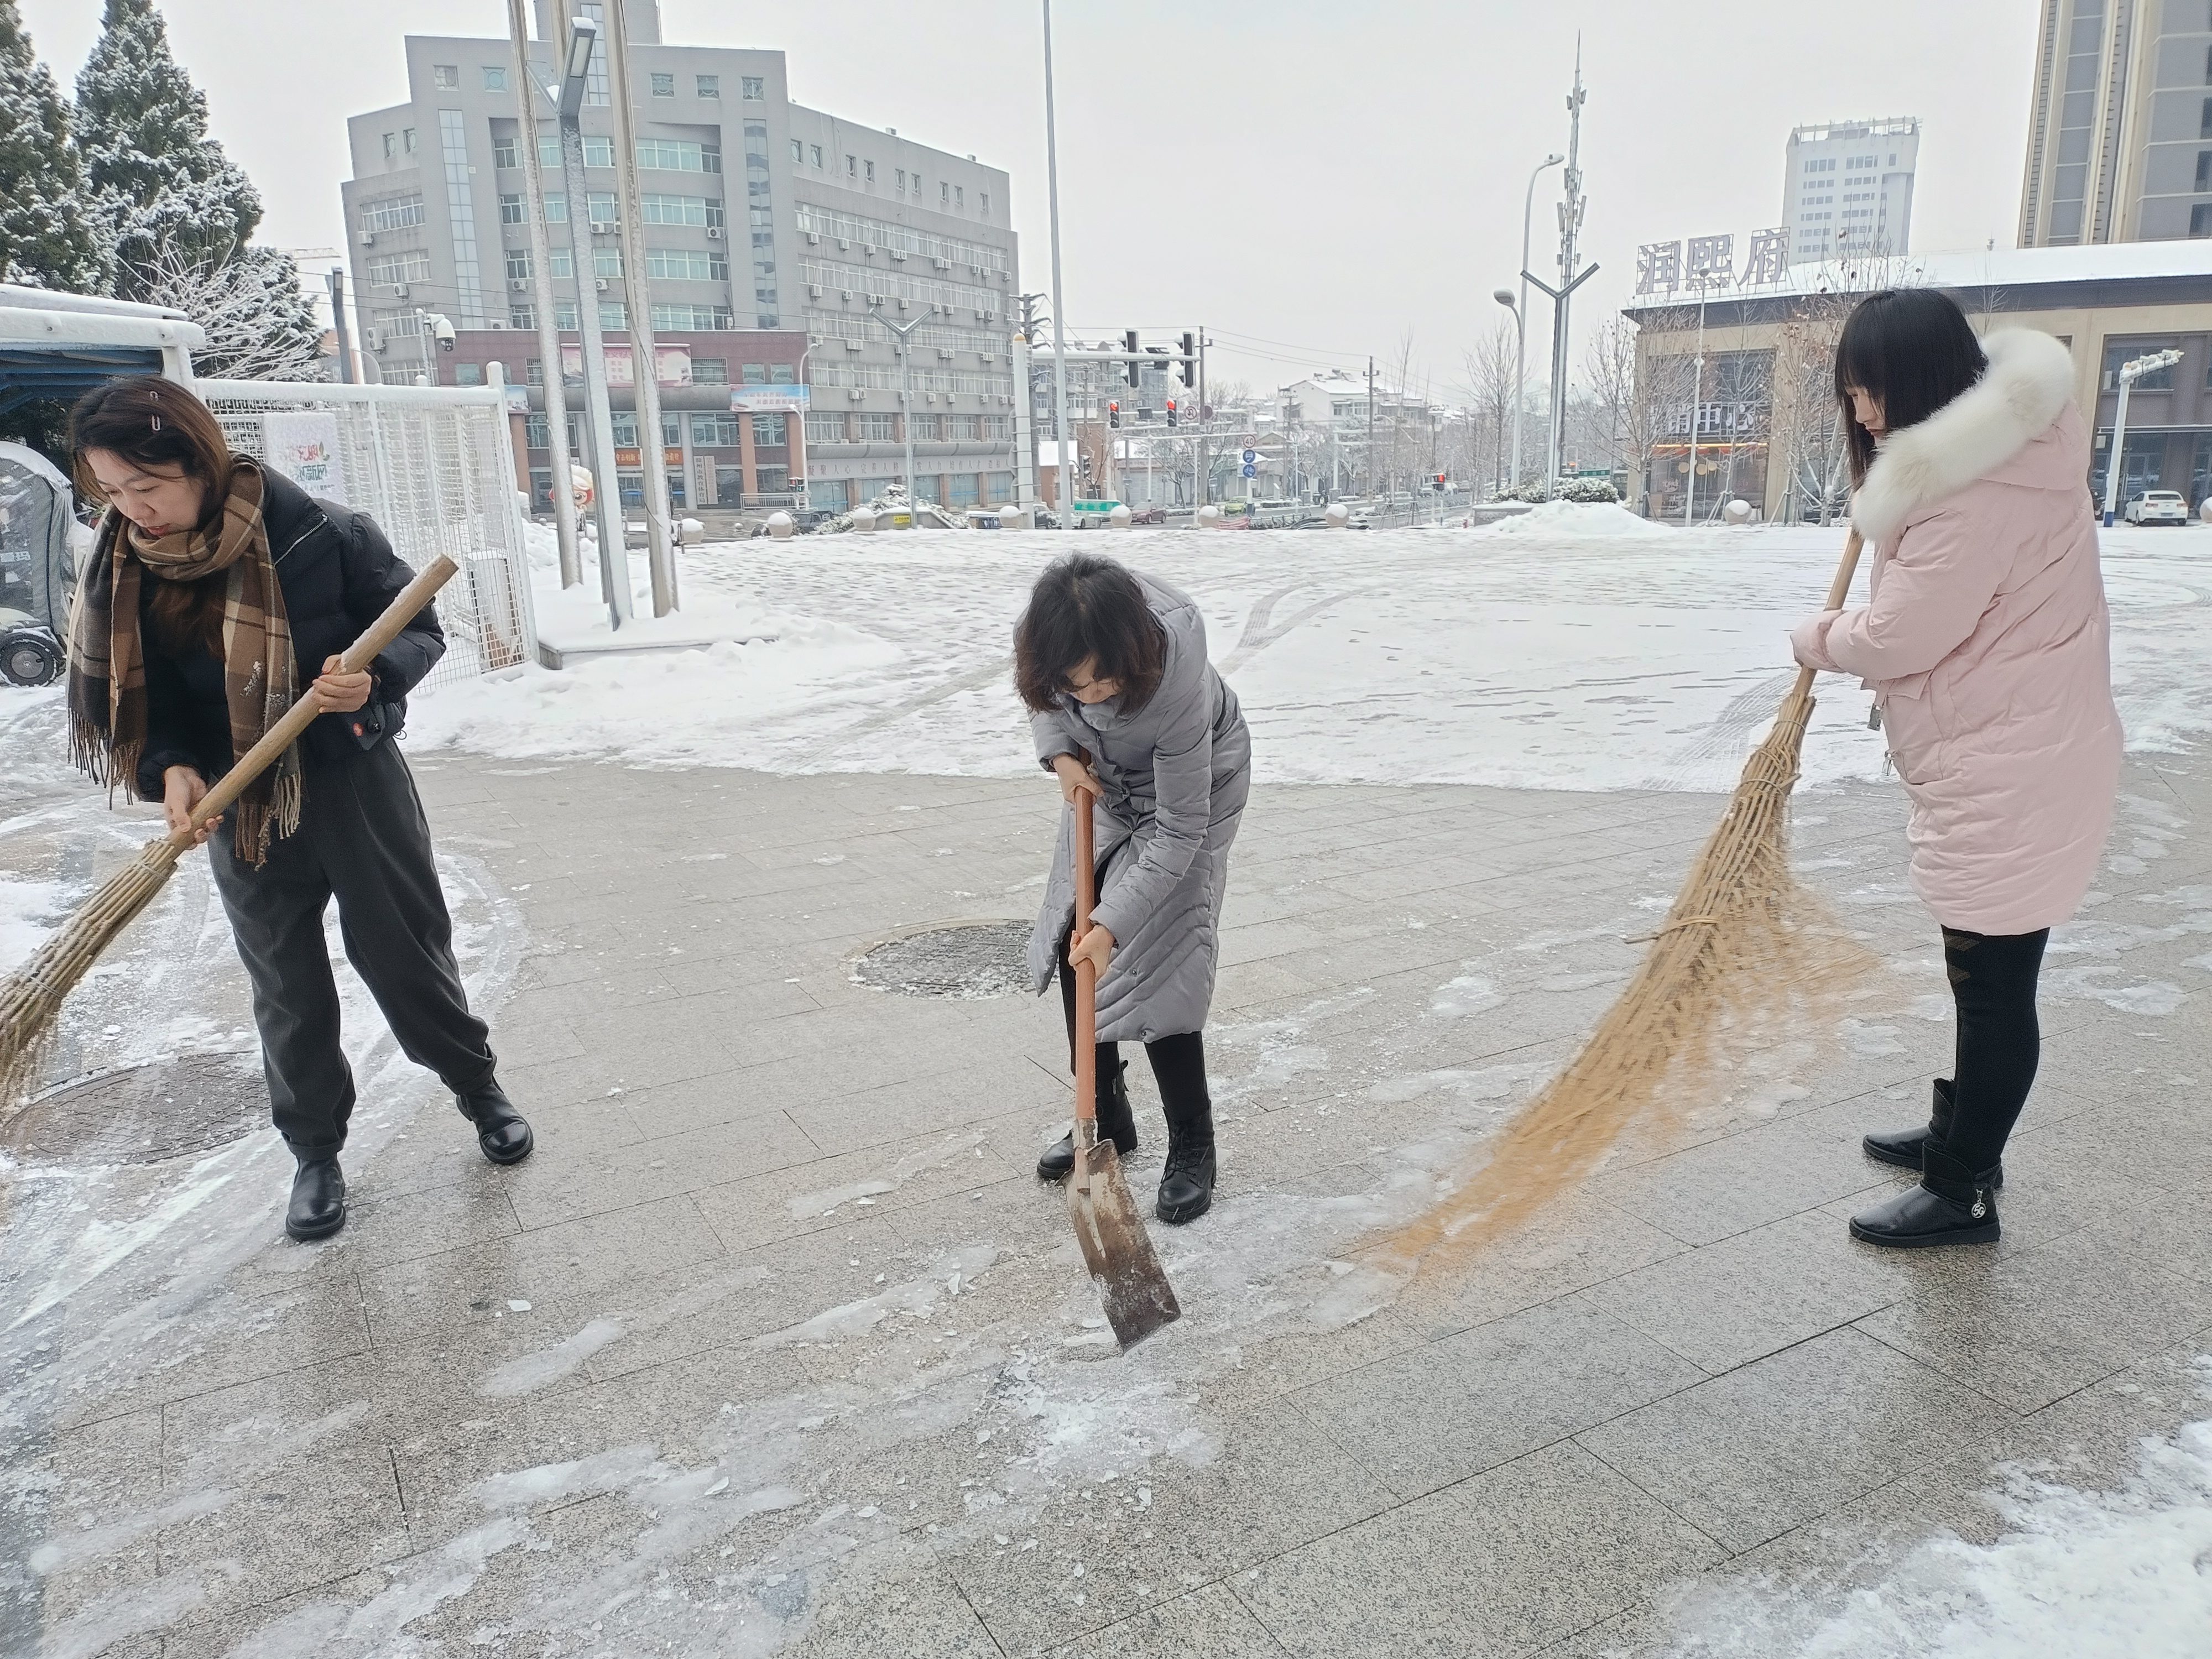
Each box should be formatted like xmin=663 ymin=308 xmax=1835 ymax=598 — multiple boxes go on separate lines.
xmin=1791 ymin=290 xmax=2122 ymax=1249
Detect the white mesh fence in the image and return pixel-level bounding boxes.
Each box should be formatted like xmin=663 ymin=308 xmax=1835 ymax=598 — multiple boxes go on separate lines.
xmin=196 ymin=379 xmax=538 ymax=688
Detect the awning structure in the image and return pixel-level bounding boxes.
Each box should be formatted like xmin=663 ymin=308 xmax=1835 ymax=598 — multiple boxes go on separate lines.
xmin=0 ymin=343 xmax=167 ymax=416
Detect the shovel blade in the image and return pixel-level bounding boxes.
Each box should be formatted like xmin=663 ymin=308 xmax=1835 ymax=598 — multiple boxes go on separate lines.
xmin=1066 ymin=1140 xmax=1181 ymax=1349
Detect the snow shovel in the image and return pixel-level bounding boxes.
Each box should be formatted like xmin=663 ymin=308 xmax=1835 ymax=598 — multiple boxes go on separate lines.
xmin=1065 ymin=785 xmax=1181 ymax=1348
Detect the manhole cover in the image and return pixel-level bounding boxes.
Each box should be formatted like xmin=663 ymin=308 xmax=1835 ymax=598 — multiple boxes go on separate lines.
xmin=5 ymin=1052 xmax=265 ymax=1165
xmin=852 ymin=921 xmax=1033 ymax=999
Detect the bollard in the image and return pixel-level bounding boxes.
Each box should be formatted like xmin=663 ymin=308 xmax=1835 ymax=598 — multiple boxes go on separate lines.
xmin=1722 ymin=498 xmax=1754 ymax=526
xmin=1324 ymin=502 xmax=1350 ymax=530
xmin=851 ymin=507 xmax=878 ymax=534
xmin=766 ymin=510 xmax=795 ymax=539
xmin=1108 ymin=504 xmax=1132 ymax=530
xmin=1197 ymin=504 xmax=1222 ymax=528
xmin=677 ymin=517 xmax=704 ymax=546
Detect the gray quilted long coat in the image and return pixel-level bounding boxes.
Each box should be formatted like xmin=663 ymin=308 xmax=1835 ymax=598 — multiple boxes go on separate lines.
xmin=1025 ymin=572 xmax=1251 ymax=1043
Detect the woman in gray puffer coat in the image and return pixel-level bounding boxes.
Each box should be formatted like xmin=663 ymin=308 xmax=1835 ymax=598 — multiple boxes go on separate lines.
xmin=1019 ymin=554 xmax=1250 ymax=1223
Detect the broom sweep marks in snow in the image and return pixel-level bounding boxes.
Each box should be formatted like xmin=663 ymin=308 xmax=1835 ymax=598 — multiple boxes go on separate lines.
xmin=1373 ymin=533 xmax=1879 ymax=1278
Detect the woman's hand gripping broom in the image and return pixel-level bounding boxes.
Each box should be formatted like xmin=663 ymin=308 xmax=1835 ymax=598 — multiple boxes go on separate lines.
xmin=1381 ymin=531 xmax=1870 ymax=1272
xmin=0 ymin=556 xmax=460 ymax=1114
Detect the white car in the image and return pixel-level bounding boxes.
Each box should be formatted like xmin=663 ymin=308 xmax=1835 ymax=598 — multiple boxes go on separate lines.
xmin=2124 ymin=489 xmax=2189 ymax=525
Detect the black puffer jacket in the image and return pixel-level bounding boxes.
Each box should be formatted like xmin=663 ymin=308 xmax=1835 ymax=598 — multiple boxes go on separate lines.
xmin=136 ymin=469 xmax=446 ymax=797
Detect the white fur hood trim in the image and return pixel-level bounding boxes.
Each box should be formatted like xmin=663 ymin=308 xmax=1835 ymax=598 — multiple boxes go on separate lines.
xmin=1850 ymin=328 xmax=2078 ymax=544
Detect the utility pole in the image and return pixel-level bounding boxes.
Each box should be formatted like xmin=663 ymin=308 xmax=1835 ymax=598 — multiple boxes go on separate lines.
xmin=1041 ymin=1 xmax=1075 ymax=529
xmin=506 ymin=0 xmax=580 ymax=589
xmin=326 ymin=268 xmax=354 ymax=384
xmin=604 ymin=0 xmax=676 ymax=614
xmin=1365 ymin=356 xmax=1375 ymax=506
xmin=1510 ymin=154 xmax=1562 ymax=487
xmin=882 ymin=310 xmax=927 ymax=526
xmin=1522 ymin=43 xmax=1597 ymax=501
xmin=1196 ymin=326 xmax=1208 ymax=508
xmin=2102 ymin=348 xmax=2183 ymax=526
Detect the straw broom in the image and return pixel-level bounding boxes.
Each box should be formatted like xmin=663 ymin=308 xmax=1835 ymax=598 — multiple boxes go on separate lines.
xmin=1381 ymin=531 xmax=1869 ymax=1272
xmin=0 ymin=555 xmax=459 ymax=1115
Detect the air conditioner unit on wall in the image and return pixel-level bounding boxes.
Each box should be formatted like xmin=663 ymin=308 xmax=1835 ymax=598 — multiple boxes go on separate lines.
xmin=394 ymin=284 xmax=409 ymax=299
xmin=590 ymin=220 xmax=615 ymax=234
xmin=358 ymin=231 xmax=376 ymax=246
xmin=595 ymin=278 xmax=610 ymax=291
xmin=510 ymin=277 xmax=529 ymax=291
xmin=705 ymin=226 xmax=723 ymax=239
xmin=847 ymin=388 xmax=865 ymax=400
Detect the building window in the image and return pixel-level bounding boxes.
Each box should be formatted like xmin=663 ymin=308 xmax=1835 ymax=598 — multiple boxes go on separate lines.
xmin=940 ymin=180 xmax=949 ymax=205
xmin=691 ymin=413 xmax=740 ymax=446
xmin=2194 ymin=203 xmax=2212 ymax=238
xmin=810 ymin=144 xmax=824 ymax=167
xmin=360 ymin=194 xmax=426 ymax=233
xmin=805 ymin=413 xmax=843 ymax=445
xmin=697 ymin=74 xmax=720 ymax=98
xmin=647 ymin=246 xmax=726 ymax=280
xmin=367 ymin=251 xmax=431 ymax=287
xmin=403 ymin=127 xmax=418 ymax=154
xmin=455 ymin=362 xmax=485 ymax=386
xmin=652 ymin=302 xmax=735 ymax=330
xmin=2199 ymin=152 xmax=2212 ymax=192
xmin=981 ymin=191 xmax=990 ymax=218
xmin=504 ymin=248 xmax=531 ymax=280
xmin=432 ymin=64 xmax=458 ymax=90
xmin=692 ymin=357 xmax=728 ymax=384
xmin=751 ymin=413 xmax=787 ymax=446
xmin=895 ymin=168 xmax=906 ymax=196
xmin=525 ymin=413 xmax=550 ymax=448
xmin=755 ymin=285 xmax=779 ymax=304
xmin=525 ymin=357 xmax=544 ymax=385
xmin=511 ymin=305 xmax=536 ymax=331
xmin=742 ymin=76 xmax=765 ymax=100
xmin=864 ymin=159 xmax=875 ymax=185
xmin=2202 ymin=96 xmax=2212 ymax=139
xmin=769 ymin=362 xmax=796 ymax=384
xmin=740 ymin=362 xmax=768 ymax=383
xmin=599 ymin=300 xmax=628 ymax=330
xmin=382 ymin=132 xmax=397 ymax=160
xmin=637 ymin=192 xmax=713 ymax=226
xmin=857 ymin=413 xmax=895 ymax=441
xmin=638 ymin=138 xmax=718 ymax=173
xmin=650 ymin=71 xmax=675 ymax=97
xmin=483 ymin=65 xmax=508 ymax=92
xmin=954 ymin=186 xmax=963 ymax=209
xmin=846 ymin=154 xmax=858 ymax=178
xmin=499 ymin=191 xmax=525 ymax=223
xmin=493 ymin=135 xmax=518 ymax=169
xmin=791 ymin=138 xmax=803 ymax=163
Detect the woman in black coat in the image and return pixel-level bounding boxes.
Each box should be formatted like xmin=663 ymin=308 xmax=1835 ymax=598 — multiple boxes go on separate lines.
xmin=65 ymin=377 xmax=531 ymax=1241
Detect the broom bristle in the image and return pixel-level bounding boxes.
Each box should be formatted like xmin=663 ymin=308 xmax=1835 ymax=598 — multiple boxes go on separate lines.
xmin=0 ymin=838 xmax=181 ymax=1117
xmin=1375 ymin=686 xmax=1875 ymax=1277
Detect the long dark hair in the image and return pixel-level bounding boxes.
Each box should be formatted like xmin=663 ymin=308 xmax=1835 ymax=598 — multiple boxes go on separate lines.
xmin=69 ymin=378 xmax=237 ymax=655
xmin=1014 ymin=554 xmax=1167 ymax=715
xmin=1834 ymin=290 xmax=1988 ymax=486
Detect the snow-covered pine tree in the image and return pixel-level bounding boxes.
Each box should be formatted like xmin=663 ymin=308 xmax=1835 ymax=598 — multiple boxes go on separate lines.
xmin=0 ymin=0 xmax=103 ymax=291
xmin=75 ymin=0 xmax=260 ymax=298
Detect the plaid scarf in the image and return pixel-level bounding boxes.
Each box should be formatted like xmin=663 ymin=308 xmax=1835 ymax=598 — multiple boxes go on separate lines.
xmin=67 ymin=457 xmax=302 ymax=866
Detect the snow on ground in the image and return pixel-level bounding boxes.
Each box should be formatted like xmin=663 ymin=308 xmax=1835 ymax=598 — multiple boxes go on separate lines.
xmin=405 ymin=518 xmax=2212 ymax=791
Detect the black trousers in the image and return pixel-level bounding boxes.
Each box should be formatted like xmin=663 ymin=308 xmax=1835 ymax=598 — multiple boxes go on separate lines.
xmin=1933 ymin=926 xmax=2049 ymax=1177
xmin=1057 ymin=934 xmax=1213 ymax=1146
xmin=209 ymin=740 xmax=495 ymax=1154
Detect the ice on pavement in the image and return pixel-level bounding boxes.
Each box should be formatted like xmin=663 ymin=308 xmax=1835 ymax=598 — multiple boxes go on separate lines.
xmin=405 ymin=520 xmax=2212 ymax=790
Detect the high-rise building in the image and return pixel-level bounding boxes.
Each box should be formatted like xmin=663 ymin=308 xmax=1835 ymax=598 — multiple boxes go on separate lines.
xmin=1783 ymin=118 xmax=1919 ymax=264
xmin=340 ymin=1 xmax=1019 ymax=514
xmin=2018 ymin=0 xmax=2212 ymax=247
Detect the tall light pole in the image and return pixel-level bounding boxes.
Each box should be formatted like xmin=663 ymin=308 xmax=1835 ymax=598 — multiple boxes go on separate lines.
xmin=1492 ymin=287 xmax=1520 ymax=495
xmin=1511 ymin=153 xmax=1562 ymax=489
xmin=881 ymin=310 xmax=926 ymax=528
xmin=546 ymin=13 xmax=631 ymax=624
xmin=603 ymin=0 xmax=675 ymax=614
xmin=1523 ymin=48 xmax=1595 ymax=500
xmin=2101 ymin=348 xmax=2183 ymax=526
xmin=505 ymin=0 xmax=580 ymax=589
xmin=1041 ymin=0 xmax=1075 ymax=529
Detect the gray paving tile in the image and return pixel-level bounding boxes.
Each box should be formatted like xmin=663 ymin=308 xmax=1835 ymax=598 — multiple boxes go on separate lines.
xmin=1042 ymin=1581 xmax=1288 ymax=1657
xmin=1574 ymin=1327 xmax=2011 ymax=1553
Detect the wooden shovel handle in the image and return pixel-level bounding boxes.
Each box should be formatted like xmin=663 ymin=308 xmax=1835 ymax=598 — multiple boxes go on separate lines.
xmin=1073 ymin=782 xmax=1098 ymax=1129
xmin=177 ymin=554 xmax=460 ymax=846
xmin=1788 ymin=529 xmax=1866 ymax=701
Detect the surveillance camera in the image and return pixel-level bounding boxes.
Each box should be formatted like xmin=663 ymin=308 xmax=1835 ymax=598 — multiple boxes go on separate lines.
xmin=430 ymin=314 xmax=457 ymax=350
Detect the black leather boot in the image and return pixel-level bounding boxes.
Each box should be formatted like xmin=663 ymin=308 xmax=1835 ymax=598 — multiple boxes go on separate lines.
xmin=286 ymin=1153 xmax=347 ymax=1241
xmin=1037 ymin=1060 xmax=1135 ymax=1182
xmin=1849 ymin=1143 xmax=1999 ymax=1248
xmin=457 ymin=1078 xmax=534 ymax=1165
xmin=1863 ymin=1079 xmax=2004 ymax=1187
xmin=1156 ymin=1143 xmax=1216 ymax=1224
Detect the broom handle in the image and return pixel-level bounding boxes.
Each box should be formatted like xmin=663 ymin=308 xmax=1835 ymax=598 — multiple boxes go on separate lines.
xmin=1073 ymin=781 xmax=1097 ymax=1130
xmin=176 ymin=554 xmax=461 ymax=845
xmin=1788 ymin=529 xmax=1866 ymax=700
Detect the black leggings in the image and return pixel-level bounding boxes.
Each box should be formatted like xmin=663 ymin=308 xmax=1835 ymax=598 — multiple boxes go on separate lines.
xmin=1057 ymin=936 xmax=1213 ymax=1144
xmin=1937 ymin=926 xmax=2049 ymax=1175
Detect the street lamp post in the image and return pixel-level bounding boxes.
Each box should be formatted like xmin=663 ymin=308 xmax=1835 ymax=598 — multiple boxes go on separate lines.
xmin=881 ymin=310 xmax=926 ymax=528
xmin=1511 ymin=153 xmax=1563 ymax=489
xmin=2101 ymin=348 xmax=2183 ymax=528
xmin=1041 ymin=0 xmax=1075 ymax=529
xmin=505 ymin=0 xmax=580 ymax=589
xmin=1492 ymin=287 xmax=1520 ymax=496
xmin=545 ymin=14 xmax=632 ymax=625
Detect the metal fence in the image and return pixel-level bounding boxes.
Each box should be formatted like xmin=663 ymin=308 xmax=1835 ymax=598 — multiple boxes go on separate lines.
xmin=196 ymin=379 xmax=538 ymax=689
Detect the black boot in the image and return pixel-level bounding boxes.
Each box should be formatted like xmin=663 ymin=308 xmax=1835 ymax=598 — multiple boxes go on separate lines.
xmin=1037 ymin=1060 xmax=1135 ymax=1182
xmin=286 ymin=1153 xmax=347 ymax=1241
xmin=457 ymin=1078 xmax=534 ymax=1165
xmin=1156 ymin=1144 xmax=1216 ymax=1224
xmin=1863 ymin=1079 xmax=2004 ymax=1187
xmin=1849 ymin=1143 xmax=1999 ymax=1248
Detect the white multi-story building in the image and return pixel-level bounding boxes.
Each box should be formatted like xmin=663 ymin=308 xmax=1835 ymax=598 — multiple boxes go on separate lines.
xmin=340 ymin=0 xmax=1019 ymax=515
xmin=1783 ymin=117 xmax=1919 ymax=264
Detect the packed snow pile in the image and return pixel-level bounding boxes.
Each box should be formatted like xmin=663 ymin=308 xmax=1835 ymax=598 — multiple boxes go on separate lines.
xmin=1476 ymin=498 xmax=1676 ymax=539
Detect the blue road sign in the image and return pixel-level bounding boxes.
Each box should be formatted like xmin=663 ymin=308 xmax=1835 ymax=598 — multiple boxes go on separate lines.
xmin=1241 ymin=463 xmax=1257 ymax=478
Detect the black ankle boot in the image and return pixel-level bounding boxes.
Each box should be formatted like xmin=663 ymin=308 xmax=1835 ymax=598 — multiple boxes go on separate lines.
xmin=1037 ymin=1061 xmax=1135 ymax=1182
xmin=286 ymin=1153 xmax=347 ymax=1241
xmin=1850 ymin=1144 xmax=1999 ymax=1248
xmin=1156 ymin=1143 xmax=1215 ymax=1224
xmin=1863 ymin=1079 xmax=2004 ymax=1188
xmin=457 ymin=1078 xmax=534 ymax=1165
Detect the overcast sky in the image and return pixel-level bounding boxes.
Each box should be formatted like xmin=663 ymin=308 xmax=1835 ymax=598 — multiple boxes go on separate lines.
xmin=23 ymin=0 xmax=2036 ymax=393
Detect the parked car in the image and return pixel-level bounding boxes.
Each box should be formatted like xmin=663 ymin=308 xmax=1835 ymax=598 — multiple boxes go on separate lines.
xmin=1130 ymin=505 xmax=1167 ymax=525
xmin=2124 ymin=489 xmax=2189 ymax=525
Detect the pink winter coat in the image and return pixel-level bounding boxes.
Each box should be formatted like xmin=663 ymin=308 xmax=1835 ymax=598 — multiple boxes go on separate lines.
xmin=1790 ymin=328 xmax=2122 ymax=937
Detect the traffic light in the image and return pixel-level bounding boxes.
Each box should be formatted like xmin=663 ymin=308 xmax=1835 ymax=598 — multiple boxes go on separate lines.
xmin=1124 ymin=329 xmax=1140 ymax=389
xmin=1179 ymin=332 xmax=1196 ymax=388
xmin=1433 ymin=473 xmax=1447 ymax=492
xmin=1165 ymin=399 xmax=1178 ymax=429
xmin=1108 ymin=401 xmax=1120 ymax=429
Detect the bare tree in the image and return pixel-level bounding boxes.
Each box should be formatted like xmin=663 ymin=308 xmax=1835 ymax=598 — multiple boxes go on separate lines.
xmin=1463 ymin=317 xmax=1516 ymax=494
xmin=128 ymin=241 xmax=327 ymax=382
